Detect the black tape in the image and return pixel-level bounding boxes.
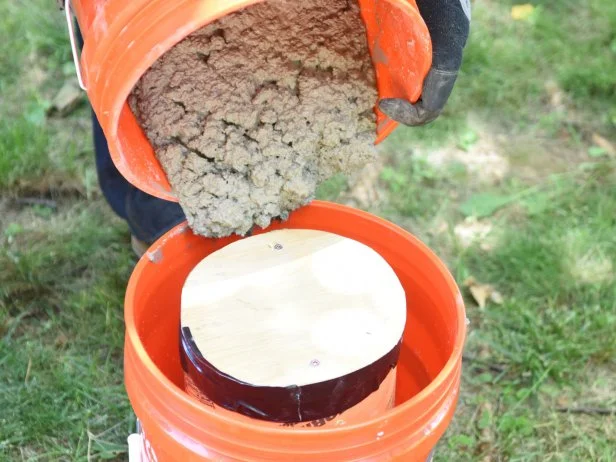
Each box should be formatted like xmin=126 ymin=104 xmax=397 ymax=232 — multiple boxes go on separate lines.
xmin=181 ymin=326 xmax=401 ymax=423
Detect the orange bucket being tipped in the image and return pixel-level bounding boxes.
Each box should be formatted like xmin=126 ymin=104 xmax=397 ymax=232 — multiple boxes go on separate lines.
xmin=68 ymin=0 xmax=432 ymax=201
xmin=124 ymin=201 xmax=466 ymax=461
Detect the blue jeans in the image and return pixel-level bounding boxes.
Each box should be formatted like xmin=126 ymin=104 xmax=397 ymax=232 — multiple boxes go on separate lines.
xmin=91 ymin=113 xmax=185 ymax=244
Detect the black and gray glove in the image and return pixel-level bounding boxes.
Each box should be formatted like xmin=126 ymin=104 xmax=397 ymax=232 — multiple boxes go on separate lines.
xmin=379 ymin=0 xmax=471 ymax=126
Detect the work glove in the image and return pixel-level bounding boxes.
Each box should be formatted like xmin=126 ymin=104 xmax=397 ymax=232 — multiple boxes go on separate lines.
xmin=379 ymin=0 xmax=471 ymax=126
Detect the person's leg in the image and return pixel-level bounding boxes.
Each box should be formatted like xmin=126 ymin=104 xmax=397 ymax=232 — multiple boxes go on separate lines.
xmin=91 ymin=111 xmax=185 ymax=245
xmin=91 ymin=110 xmax=130 ymax=219
xmin=124 ymin=187 xmax=186 ymax=245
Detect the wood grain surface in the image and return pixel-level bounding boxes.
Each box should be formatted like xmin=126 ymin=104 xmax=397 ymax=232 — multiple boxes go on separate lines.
xmin=181 ymin=229 xmax=406 ymax=387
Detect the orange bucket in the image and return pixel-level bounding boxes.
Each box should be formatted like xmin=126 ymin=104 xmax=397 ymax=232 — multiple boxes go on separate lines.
xmin=68 ymin=0 xmax=432 ymax=201
xmin=124 ymin=201 xmax=466 ymax=461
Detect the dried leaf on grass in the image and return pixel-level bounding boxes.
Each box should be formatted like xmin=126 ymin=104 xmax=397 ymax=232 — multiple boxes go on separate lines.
xmin=24 ymin=358 xmax=32 ymax=385
xmin=464 ymin=277 xmax=504 ymax=309
xmin=48 ymin=80 xmax=84 ymax=117
xmin=490 ymin=290 xmax=504 ymax=305
xmin=55 ymin=332 xmax=69 ymax=348
xmin=511 ymin=4 xmax=535 ymax=21
xmin=470 ymin=284 xmax=491 ymax=309
xmin=591 ymin=133 xmax=616 ymax=157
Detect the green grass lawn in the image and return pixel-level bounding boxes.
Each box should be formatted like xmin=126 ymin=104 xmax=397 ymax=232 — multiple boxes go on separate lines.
xmin=1 ymin=0 xmax=615 ymax=460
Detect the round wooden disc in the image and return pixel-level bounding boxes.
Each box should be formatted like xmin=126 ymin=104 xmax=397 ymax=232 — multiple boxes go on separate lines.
xmin=181 ymin=229 xmax=406 ymax=388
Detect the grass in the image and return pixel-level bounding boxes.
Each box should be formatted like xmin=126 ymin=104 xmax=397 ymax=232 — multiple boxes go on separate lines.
xmin=387 ymin=0 xmax=616 ymax=148
xmin=463 ymin=166 xmax=616 ymax=378
xmin=1 ymin=0 xmax=615 ymax=460
xmin=0 ymin=205 xmax=135 ymax=460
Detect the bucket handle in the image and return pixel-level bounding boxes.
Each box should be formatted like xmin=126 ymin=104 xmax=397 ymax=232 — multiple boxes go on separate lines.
xmin=64 ymin=0 xmax=87 ymax=91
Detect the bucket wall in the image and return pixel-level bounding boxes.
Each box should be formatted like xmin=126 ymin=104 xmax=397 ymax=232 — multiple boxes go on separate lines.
xmin=71 ymin=0 xmax=431 ymax=200
xmin=124 ymin=201 xmax=466 ymax=461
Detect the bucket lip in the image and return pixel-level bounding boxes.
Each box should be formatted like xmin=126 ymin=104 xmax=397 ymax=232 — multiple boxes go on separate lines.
xmin=124 ymin=200 xmax=466 ymax=437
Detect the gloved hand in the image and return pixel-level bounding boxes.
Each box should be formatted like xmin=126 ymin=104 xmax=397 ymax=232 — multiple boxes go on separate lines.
xmin=379 ymin=0 xmax=471 ymax=126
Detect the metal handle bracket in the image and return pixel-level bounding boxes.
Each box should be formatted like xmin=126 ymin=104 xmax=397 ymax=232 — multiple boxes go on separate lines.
xmin=65 ymin=0 xmax=87 ymax=91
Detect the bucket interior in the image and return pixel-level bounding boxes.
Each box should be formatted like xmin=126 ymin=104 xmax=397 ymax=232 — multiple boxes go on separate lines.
xmin=84 ymin=0 xmax=430 ymax=201
xmin=132 ymin=206 xmax=459 ymax=408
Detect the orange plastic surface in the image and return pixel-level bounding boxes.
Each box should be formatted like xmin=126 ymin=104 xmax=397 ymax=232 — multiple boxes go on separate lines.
xmin=73 ymin=0 xmax=432 ymax=200
xmin=124 ymin=202 xmax=466 ymax=461
xmin=359 ymin=0 xmax=432 ymax=142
